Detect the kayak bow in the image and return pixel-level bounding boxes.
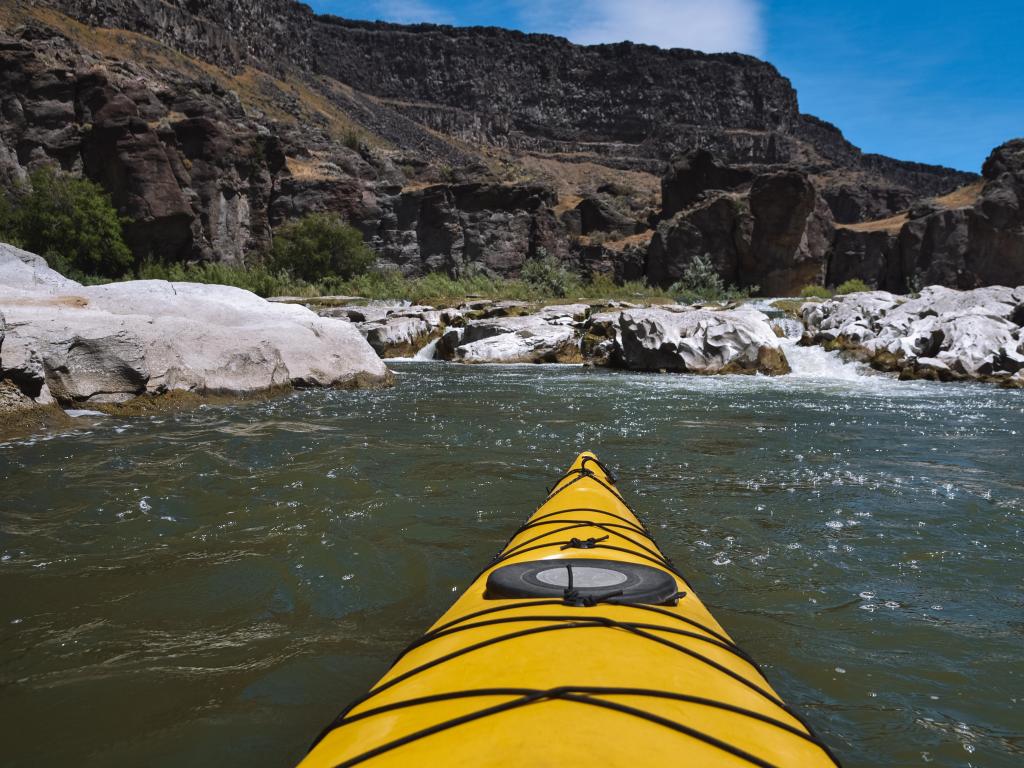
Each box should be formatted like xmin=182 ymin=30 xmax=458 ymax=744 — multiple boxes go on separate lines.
xmin=301 ymin=452 xmax=839 ymax=767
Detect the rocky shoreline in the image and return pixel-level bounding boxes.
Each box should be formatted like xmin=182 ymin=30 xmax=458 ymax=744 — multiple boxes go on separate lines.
xmin=800 ymin=286 xmax=1024 ymax=387
xmin=296 ymin=296 xmax=792 ymax=374
xmin=3 ymin=239 xmax=1022 ymax=438
xmin=0 ymin=243 xmax=392 ymax=435
xmin=282 ymin=283 xmax=1024 ymax=388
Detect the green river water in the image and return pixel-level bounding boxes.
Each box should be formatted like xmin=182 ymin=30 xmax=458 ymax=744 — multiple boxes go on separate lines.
xmin=1 ymin=355 xmax=1022 ymax=767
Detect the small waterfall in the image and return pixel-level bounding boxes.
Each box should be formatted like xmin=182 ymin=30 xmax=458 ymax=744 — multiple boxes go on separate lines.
xmin=414 ymin=338 xmax=440 ymax=360
xmin=744 ymin=299 xmax=871 ymax=382
xmin=782 ymin=341 xmax=870 ymax=381
xmin=771 ymin=317 xmax=805 ymax=340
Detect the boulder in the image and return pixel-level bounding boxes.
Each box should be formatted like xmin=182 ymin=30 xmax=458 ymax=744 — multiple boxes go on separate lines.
xmin=443 ymin=314 xmax=582 ymax=364
xmin=0 ymin=243 xmax=391 ymax=410
xmin=360 ymin=316 xmax=435 ymax=358
xmin=575 ymin=196 xmax=638 ymax=236
xmin=581 ymin=310 xmax=624 ymax=366
xmin=617 ymin=307 xmax=790 ymax=375
xmin=454 ymin=324 xmax=581 ymax=364
xmin=536 ymin=303 xmax=591 ymax=322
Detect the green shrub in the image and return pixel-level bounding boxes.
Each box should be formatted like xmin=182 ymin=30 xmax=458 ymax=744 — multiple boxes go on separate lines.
xmin=3 ymin=166 xmax=132 ymax=278
xmin=0 ymin=191 xmax=19 ymax=247
xmin=835 ymin=278 xmax=871 ymax=295
xmin=670 ymin=253 xmax=725 ymax=299
xmin=270 ymin=213 xmax=374 ymax=282
xmin=520 ymin=253 xmax=581 ymax=298
xmin=799 ymin=284 xmax=833 ymax=299
xmin=667 ymin=253 xmax=755 ymax=303
xmin=342 ymin=129 xmax=363 ymax=151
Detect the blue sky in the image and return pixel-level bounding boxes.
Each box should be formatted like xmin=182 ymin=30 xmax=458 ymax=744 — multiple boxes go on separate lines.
xmin=307 ymin=0 xmax=1022 ymax=172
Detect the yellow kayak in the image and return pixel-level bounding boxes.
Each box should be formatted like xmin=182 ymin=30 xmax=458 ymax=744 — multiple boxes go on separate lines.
xmin=300 ymin=452 xmax=839 ymax=767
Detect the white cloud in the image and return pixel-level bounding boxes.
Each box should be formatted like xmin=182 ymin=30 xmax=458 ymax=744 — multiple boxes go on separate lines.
xmin=518 ymin=0 xmax=764 ymax=56
xmin=357 ymin=0 xmax=455 ymax=25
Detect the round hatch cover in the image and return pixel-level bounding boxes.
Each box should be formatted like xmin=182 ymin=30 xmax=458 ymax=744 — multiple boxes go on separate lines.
xmin=485 ymin=557 xmax=678 ymax=605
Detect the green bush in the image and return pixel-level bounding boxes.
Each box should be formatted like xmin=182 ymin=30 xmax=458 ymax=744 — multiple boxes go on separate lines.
xmin=270 ymin=213 xmax=374 ymax=282
xmin=799 ymin=284 xmax=833 ymax=299
xmin=670 ymin=253 xmax=725 ymax=299
xmin=668 ymin=253 xmax=754 ymax=303
xmin=0 ymin=191 xmax=19 ymax=246
xmin=520 ymin=253 xmax=581 ymax=298
xmin=835 ymin=278 xmax=871 ymax=295
xmin=2 ymin=166 xmax=132 ymax=279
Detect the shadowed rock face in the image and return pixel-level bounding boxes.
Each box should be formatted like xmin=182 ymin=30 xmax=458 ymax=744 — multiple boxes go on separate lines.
xmin=745 ymin=172 xmax=834 ymax=295
xmin=828 ymin=139 xmax=1024 ymax=291
xmin=661 ymin=150 xmax=753 ymax=218
xmin=645 ymin=158 xmax=834 ymax=294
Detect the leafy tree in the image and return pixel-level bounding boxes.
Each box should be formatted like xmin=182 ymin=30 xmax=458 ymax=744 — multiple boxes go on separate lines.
xmin=1 ymin=166 xmax=132 ymax=278
xmin=270 ymin=213 xmax=374 ymax=282
xmin=835 ymin=278 xmax=870 ymax=295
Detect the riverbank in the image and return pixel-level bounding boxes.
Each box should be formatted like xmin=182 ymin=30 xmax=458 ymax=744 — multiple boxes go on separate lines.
xmin=281 ymin=285 xmax=1024 ymax=387
xmin=3 ymin=238 xmax=1021 ymax=440
xmin=0 ymin=243 xmax=392 ymax=437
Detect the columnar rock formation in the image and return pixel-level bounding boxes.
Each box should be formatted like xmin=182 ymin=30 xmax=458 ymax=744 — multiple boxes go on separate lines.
xmin=0 ymin=0 xmax=994 ymax=293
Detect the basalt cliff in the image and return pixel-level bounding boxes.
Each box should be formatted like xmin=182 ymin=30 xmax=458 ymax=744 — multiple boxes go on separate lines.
xmin=2 ymin=0 xmax=1019 ymax=293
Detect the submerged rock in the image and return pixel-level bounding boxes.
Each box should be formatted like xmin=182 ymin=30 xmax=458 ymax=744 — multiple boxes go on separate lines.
xmin=0 ymin=243 xmax=391 ymax=418
xmin=617 ymin=307 xmax=790 ymax=375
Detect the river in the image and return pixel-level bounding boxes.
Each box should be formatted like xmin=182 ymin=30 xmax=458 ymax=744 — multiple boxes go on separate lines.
xmin=1 ymin=344 xmax=1022 ymax=767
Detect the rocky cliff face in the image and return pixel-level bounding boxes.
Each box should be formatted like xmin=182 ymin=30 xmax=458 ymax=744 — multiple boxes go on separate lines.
xmin=828 ymin=140 xmax=1024 ymax=291
xmin=0 ymin=0 xmax=1011 ymax=293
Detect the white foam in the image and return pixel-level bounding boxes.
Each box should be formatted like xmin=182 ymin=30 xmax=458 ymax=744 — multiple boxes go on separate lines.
xmin=782 ymin=340 xmax=871 ymax=382
xmin=414 ymin=338 xmax=439 ymax=360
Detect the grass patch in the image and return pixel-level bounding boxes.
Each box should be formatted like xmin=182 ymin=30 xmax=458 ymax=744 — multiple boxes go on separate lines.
xmin=82 ymin=261 xmax=679 ymax=305
xmin=799 ymin=284 xmax=833 ymax=299
xmin=835 ymin=278 xmax=871 ymax=295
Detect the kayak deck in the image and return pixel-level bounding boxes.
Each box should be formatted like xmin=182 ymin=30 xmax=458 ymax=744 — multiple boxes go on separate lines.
xmin=300 ymin=452 xmax=839 ymax=767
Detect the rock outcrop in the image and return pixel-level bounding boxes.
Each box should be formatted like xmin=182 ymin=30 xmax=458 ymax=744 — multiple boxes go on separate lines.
xmin=0 ymin=243 xmax=391 ymax=422
xmin=827 ymin=140 xmax=1024 ymax=292
xmin=339 ymin=295 xmax=789 ymax=374
xmin=800 ymin=285 xmax=1024 ymax=385
xmin=618 ymin=307 xmax=790 ymax=374
xmin=745 ymin=172 xmax=834 ymax=295
xmin=645 ymin=156 xmax=834 ymax=294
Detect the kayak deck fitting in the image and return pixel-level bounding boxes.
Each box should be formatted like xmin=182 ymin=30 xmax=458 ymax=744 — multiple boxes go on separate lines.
xmin=300 ymin=452 xmax=839 ymax=767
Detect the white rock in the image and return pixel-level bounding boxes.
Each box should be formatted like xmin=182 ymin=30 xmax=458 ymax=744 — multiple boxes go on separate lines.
xmin=360 ymin=316 xmax=434 ymax=358
xmin=805 ymin=285 xmax=1024 ymax=382
xmin=618 ymin=307 xmax=790 ymax=374
xmin=455 ymin=324 xmax=579 ymax=364
xmin=0 ymin=245 xmax=390 ymax=406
